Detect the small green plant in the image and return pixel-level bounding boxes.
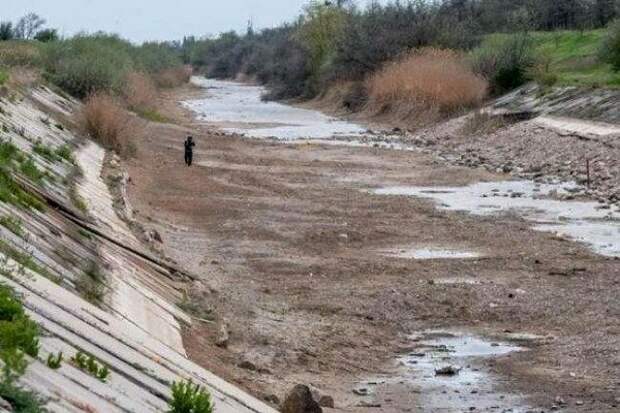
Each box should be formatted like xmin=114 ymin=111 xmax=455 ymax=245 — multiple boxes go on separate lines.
xmin=46 ymin=352 xmax=63 ymax=369
xmin=0 ymin=283 xmax=40 ymax=386
xmin=0 ymin=378 xmax=45 ymax=412
xmin=71 ymin=351 xmax=110 ymax=382
xmin=0 ymin=168 xmax=45 ymax=210
xmin=168 ymin=380 xmax=214 ymax=413
xmin=54 ymin=144 xmax=74 ymax=163
xmin=0 ymin=239 xmax=55 ymax=281
xmin=0 ymin=70 xmax=8 ymax=86
xmin=32 ymin=141 xmax=59 ymax=163
xmin=18 ymin=158 xmax=45 ymax=183
xmin=75 ymin=261 xmax=105 ymax=305
xmin=0 ymin=215 xmax=24 ymax=237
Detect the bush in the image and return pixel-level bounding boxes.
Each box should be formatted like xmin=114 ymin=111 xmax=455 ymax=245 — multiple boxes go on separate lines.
xmin=74 ymin=261 xmax=105 ymax=305
xmin=122 ymin=71 xmax=157 ymax=111
xmin=470 ymin=33 xmax=536 ymax=94
xmin=0 ymin=41 xmax=41 ymax=67
xmin=366 ymin=48 xmax=488 ymax=121
xmin=153 ymin=66 xmax=192 ymax=88
xmin=600 ymin=19 xmax=620 ymax=71
xmin=42 ymin=34 xmax=135 ymax=98
xmin=79 ymin=93 xmax=135 ymax=157
xmin=168 ymin=380 xmax=214 ymax=413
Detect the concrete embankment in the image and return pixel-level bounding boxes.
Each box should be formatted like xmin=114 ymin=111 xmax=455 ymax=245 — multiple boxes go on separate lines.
xmin=0 ymin=85 xmax=277 ymax=412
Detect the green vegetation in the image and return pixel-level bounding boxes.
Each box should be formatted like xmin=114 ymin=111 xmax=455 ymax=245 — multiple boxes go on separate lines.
xmin=530 ymin=30 xmax=620 ymax=87
xmin=600 ymin=18 xmax=620 ymax=72
xmin=0 ymin=168 xmax=45 ymax=211
xmin=471 ymin=33 xmax=536 ymax=93
xmin=0 ymin=215 xmax=24 ymax=237
xmin=0 ymin=70 xmax=8 ymax=86
xmin=71 ymin=351 xmax=110 ymax=382
xmin=54 ymin=144 xmax=74 ymax=163
xmin=32 ymin=141 xmax=58 ymax=162
xmin=46 ymin=352 xmax=63 ymax=369
xmin=168 ymin=380 xmax=214 ymax=413
xmin=18 ymin=158 xmax=45 ymax=184
xmin=0 ymin=239 xmax=55 ymax=281
xmin=0 ymin=282 xmax=45 ymax=412
xmin=41 ymin=34 xmax=186 ymax=99
xmin=74 ymin=261 xmax=105 ymax=305
xmin=135 ymin=108 xmax=169 ymax=123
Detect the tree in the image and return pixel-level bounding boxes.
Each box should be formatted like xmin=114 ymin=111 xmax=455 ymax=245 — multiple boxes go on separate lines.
xmin=14 ymin=13 xmax=46 ymax=40
xmin=34 ymin=28 xmax=58 ymax=42
xmin=0 ymin=22 xmax=13 ymax=41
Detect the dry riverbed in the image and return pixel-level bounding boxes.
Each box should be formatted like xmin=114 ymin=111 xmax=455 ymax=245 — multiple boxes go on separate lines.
xmin=122 ymin=80 xmax=620 ymax=412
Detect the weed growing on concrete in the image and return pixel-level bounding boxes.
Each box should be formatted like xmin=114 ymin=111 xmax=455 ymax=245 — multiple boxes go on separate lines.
xmin=46 ymin=352 xmax=63 ymax=370
xmin=0 ymin=215 xmax=24 ymax=237
xmin=71 ymin=351 xmax=110 ymax=382
xmin=74 ymin=261 xmax=105 ymax=305
xmin=168 ymin=380 xmax=214 ymax=413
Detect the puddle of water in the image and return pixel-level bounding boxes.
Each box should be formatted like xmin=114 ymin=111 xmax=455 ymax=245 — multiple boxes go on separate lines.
xmin=183 ymin=78 xmax=366 ymax=140
xmin=373 ymin=180 xmax=620 ymax=257
xmin=386 ymin=247 xmax=482 ymax=260
xmin=397 ymin=331 xmax=531 ymax=413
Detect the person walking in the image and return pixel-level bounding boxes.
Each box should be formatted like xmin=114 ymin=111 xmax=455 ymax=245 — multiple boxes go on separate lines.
xmin=184 ymin=136 xmax=195 ymax=167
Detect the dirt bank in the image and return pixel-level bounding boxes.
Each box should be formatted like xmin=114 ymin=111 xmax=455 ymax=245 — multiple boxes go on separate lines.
xmin=122 ymin=84 xmax=620 ymax=412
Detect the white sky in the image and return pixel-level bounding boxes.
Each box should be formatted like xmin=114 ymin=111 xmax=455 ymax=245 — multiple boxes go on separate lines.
xmin=3 ymin=0 xmax=382 ymax=43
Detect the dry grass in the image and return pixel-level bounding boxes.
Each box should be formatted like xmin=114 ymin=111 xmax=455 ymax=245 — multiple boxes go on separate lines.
xmin=366 ymin=48 xmax=488 ymax=125
xmin=78 ymin=93 xmax=137 ymax=157
xmin=153 ymin=65 xmax=193 ymax=88
xmin=122 ymin=71 xmax=157 ymax=111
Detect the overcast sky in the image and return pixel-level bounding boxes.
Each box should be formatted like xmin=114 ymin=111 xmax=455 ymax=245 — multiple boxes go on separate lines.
xmin=3 ymin=0 xmax=380 ymax=43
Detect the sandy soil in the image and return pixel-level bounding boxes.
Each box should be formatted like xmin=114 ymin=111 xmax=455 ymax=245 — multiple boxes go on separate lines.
xmin=122 ymin=85 xmax=620 ymax=412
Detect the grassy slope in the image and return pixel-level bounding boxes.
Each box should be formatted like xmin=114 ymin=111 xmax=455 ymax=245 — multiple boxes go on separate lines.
xmin=530 ymin=30 xmax=620 ymax=87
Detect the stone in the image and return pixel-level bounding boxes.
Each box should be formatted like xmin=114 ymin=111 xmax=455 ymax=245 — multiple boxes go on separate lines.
xmin=215 ymin=321 xmax=229 ymax=348
xmin=281 ymin=385 xmax=322 ymax=413
xmin=238 ymin=360 xmax=257 ymax=371
xmin=318 ymin=395 xmax=335 ymax=408
xmin=435 ymin=365 xmax=461 ymax=376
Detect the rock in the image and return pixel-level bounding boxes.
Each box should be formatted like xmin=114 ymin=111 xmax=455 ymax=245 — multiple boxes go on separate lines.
xmin=353 ymin=387 xmax=370 ymax=396
xmin=238 ymin=360 xmax=257 ymax=371
xmin=264 ymin=394 xmax=280 ymax=405
xmin=281 ymin=385 xmax=322 ymax=413
xmin=215 ymin=320 xmax=229 ymax=348
xmin=318 ymin=395 xmax=335 ymax=408
xmin=435 ymin=365 xmax=461 ymax=376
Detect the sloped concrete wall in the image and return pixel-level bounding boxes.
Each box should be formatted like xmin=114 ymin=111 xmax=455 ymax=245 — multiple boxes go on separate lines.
xmin=0 ymin=86 xmax=277 ymax=413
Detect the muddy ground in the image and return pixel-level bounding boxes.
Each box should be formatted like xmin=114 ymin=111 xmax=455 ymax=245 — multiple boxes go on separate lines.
xmin=122 ymin=84 xmax=620 ymax=412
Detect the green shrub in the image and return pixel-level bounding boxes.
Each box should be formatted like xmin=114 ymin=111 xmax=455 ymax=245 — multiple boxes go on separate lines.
xmin=168 ymin=380 xmax=214 ymax=413
xmin=42 ymin=34 xmax=135 ymax=98
xmin=0 ymin=70 xmax=8 ymax=86
xmin=0 ymin=41 xmax=41 ymax=67
xmin=54 ymin=144 xmax=74 ymax=163
xmin=71 ymin=351 xmax=110 ymax=382
xmin=0 ymin=215 xmax=24 ymax=237
xmin=0 ymin=379 xmax=45 ymax=412
xmin=32 ymin=141 xmax=58 ymax=163
xmin=0 ymin=284 xmax=40 ymax=383
xmin=46 ymin=352 xmax=62 ymax=369
xmin=0 ymin=168 xmax=45 ymax=210
xmin=600 ymin=19 xmax=620 ymax=71
xmin=18 ymin=158 xmax=45 ymax=183
xmin=74 ymin=261 xmax=105 ymax=305
xmin=470 ymin=33 xmax=536 ymax=94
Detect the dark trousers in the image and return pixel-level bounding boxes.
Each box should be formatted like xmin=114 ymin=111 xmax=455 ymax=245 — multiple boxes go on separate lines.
xmin=185 ymin=151 xmax=193 ymax=166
